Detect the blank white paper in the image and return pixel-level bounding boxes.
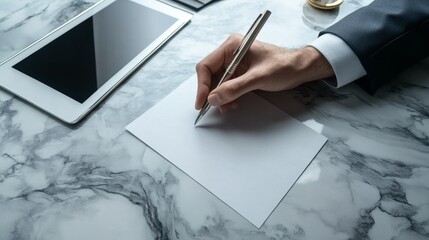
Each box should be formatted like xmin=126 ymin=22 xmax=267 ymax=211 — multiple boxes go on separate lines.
xmin=126 ymin=75 xmax=327 ymax=228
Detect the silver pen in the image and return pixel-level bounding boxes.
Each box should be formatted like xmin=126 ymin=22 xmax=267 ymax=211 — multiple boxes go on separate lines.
xmin=194 ymin=10 xmax=271 ymax=125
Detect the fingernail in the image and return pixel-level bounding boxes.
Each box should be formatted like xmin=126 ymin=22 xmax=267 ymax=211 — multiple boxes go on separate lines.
xmin=208 ymin=94 xmax=221 ymax=106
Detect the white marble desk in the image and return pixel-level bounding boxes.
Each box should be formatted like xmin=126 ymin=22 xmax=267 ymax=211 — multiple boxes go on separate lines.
xmin=1 ymin=0 xmax=428 ymax=239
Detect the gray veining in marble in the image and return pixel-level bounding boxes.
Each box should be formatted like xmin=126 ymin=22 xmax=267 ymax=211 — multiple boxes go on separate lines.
xmin=1 ymin=0 xmax=429 ymax=239
xmin=0 ymin=0 xmax=99 ymax=64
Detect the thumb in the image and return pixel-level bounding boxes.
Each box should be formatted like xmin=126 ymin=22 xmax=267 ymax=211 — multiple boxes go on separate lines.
xmin=207 ymin=73 xmax=257 ymax=106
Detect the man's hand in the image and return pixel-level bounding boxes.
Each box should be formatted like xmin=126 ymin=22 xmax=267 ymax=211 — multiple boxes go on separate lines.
xmin=195 ymin=34 xmax=334 ymax=113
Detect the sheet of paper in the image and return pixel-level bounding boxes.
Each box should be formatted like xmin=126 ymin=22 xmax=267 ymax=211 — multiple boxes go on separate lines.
xmin=126 ymin=75 xmax=327 ymax=228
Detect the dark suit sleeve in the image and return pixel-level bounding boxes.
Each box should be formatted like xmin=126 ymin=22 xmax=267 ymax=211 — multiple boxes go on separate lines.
xmin=320 ymin=0 xmax=429 ymax=94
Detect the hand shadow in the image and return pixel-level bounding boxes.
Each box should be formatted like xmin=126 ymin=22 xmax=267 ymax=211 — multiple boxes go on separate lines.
xmin=195 ymin=92 xmax=292 ymax=136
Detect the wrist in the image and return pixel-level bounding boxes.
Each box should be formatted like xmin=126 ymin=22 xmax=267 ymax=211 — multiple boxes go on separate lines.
xmin=291 ymin=46 xmax=335 ymax=85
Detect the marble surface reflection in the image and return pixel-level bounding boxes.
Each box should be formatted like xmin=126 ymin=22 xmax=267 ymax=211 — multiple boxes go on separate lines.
xmin=0 ymin=0 xmax=99 ymax=64
xmin=1 ymin=0 xmax=428 ymax=239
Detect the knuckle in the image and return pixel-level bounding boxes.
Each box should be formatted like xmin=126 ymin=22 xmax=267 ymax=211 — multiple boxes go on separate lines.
xmin=225 ymin=81 xmax=241 ymax=97
xmin=195 ymin=62 xmax=204 ymax=72
xmin=227 ymin=34 xmax=242 ymax=45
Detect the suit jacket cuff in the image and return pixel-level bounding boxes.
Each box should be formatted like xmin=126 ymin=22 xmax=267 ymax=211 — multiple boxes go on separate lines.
xmin=309 ymin=33 xmax=366 ymax=88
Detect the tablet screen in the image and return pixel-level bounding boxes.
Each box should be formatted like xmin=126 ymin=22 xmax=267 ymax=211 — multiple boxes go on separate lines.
xmin=13 ymin=0 xmax=176 ymax=103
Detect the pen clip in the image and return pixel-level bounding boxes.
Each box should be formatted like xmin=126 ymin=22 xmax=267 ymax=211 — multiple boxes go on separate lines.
xmin=233 ymin=13 xmax=262 ymax=55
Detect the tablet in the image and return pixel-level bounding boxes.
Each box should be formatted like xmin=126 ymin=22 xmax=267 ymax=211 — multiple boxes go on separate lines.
xmin=0 ymin=0 xmax=192 ymax=124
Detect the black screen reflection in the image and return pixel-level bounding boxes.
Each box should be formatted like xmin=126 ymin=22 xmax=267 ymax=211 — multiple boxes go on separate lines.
xmin=14 ymin=0 xmax=176 ymax=103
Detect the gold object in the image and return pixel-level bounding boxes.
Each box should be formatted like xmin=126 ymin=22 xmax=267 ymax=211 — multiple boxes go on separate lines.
xmin=307 ymin=0 xmax=343 ymax=10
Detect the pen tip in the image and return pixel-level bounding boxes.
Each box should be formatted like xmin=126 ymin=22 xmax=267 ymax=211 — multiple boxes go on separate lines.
xmin=194 ymin=114 xmax=202 ymax=126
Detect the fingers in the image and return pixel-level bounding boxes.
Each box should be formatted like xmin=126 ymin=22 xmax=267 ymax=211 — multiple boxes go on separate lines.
xmin=195 ymin=63 xmax=212 ymax=110
xmin=218 ymin=100 xmax=239 ymax=114
xmin=207 ymin=72 xmax=258 ymax=107
xmin=195 ymin=35 xmax=243 ymax=110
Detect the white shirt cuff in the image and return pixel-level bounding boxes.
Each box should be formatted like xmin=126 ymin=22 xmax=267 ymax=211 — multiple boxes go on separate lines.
xmin=309 ymin=33 xmax=367 ymax=88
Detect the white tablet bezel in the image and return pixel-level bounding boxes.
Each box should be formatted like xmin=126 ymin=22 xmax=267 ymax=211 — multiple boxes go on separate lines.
xmin=0 ymin=0 xmax=192 ymax=124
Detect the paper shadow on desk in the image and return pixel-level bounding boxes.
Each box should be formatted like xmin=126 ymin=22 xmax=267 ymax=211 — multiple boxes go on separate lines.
xmin=126 ymin=75 xmax=327 ymax=228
